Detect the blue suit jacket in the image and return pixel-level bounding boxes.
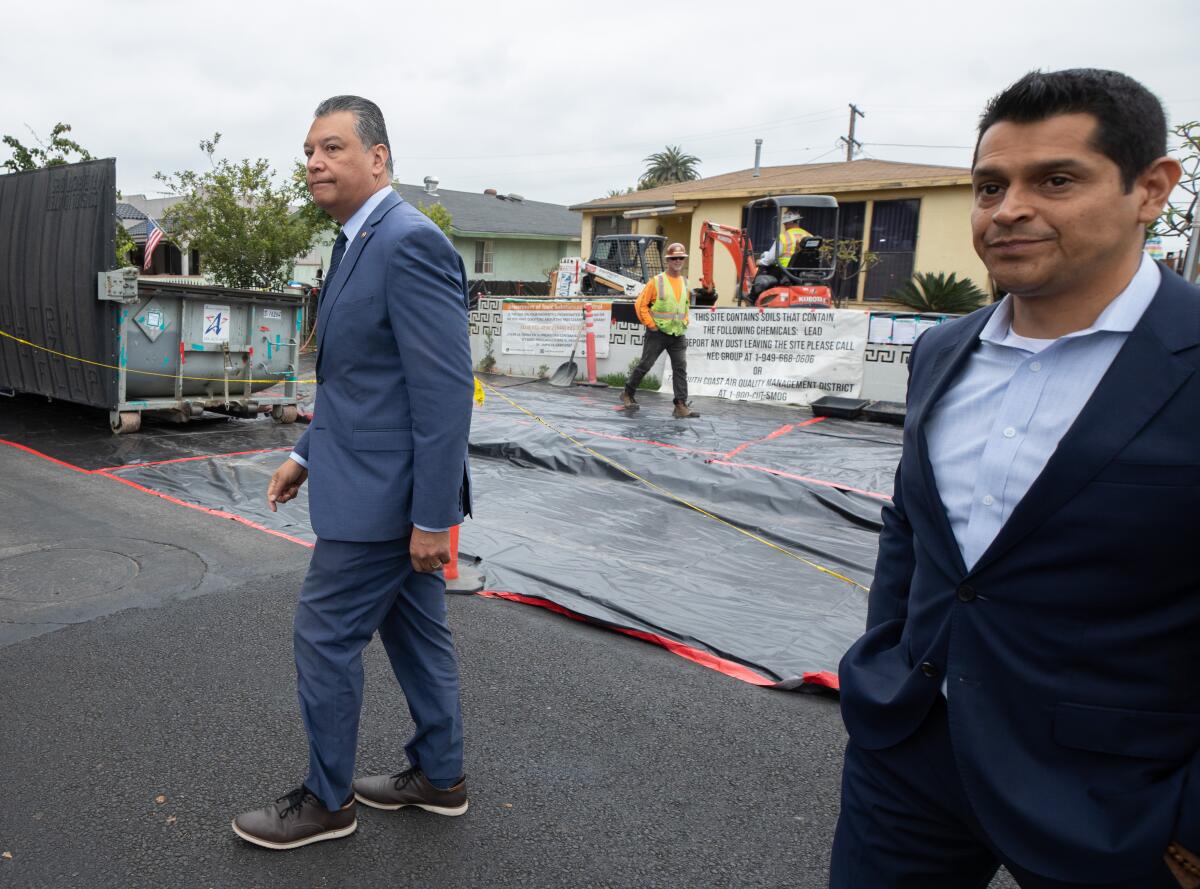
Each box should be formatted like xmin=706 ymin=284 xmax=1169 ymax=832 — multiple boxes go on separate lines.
xmin=838 ymin=269 xmax=1200 ymax=883
xmin=294 ymin=191 xmax=473 ymax=542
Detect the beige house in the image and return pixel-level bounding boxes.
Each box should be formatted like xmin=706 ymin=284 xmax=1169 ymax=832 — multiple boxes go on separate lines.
xmin=569 ymin=159 xmax=990 ymax=308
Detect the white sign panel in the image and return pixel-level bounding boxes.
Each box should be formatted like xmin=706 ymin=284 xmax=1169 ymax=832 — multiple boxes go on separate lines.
xmin=664 ymin=308 xmax=870 ymax=405
xmin=500 ymin=300 xmax=612 ymax=358
xmin=555 ymin=258 xmax=581 ymax=297
xmin=203 ymin=304 xmax=232 ymax=344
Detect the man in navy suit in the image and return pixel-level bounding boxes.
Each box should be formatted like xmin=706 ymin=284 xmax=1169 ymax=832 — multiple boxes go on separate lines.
xmin=830 ymin=70 xmax=1200 ymax=888
xmin=233 ymin=96 xmax=474 ymax=850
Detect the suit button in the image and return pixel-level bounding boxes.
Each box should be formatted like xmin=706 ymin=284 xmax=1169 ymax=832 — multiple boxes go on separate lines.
xmin=957 ymin=583 xmax=976 ymax=602
xmin=920 ymin=661 xmax=939 ymax=679
xmin=316 ymin=375 xmax=324 ymax=385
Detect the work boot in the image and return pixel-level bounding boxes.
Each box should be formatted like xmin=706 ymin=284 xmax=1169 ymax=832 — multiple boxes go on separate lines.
xmin=353 ymin=767 xmax=469 ymax=816
xmin=620 ymin=390 xmax=638 ymax=409
xmin=673 ymin=401 xmax=700 ymax=419
xmin=232 ymin=786 xmax=357 ymax=850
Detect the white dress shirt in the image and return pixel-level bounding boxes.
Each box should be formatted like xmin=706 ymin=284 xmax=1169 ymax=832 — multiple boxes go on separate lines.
xmin=925 ymin=253 xmax=1160 ymax=571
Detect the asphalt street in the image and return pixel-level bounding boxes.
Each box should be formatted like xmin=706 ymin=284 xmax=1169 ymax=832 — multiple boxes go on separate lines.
xmin=0 ymin=408 xmax=1018 ymax=888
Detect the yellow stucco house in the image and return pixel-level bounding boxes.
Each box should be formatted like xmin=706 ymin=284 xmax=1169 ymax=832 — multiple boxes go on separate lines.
xmin=569 ymin=158 xmax=991 ymax=309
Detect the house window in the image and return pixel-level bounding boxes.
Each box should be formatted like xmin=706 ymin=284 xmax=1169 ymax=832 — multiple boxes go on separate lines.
xmin=592 ymin=214 xmax=632 ymax=237
xmin=474 ymin=240 xmax=494 ymax=274
xmin=863 ymin=199 xmax=921 ymax=301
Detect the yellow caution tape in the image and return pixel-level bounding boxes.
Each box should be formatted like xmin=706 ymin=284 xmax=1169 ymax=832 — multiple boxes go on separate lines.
xmin=476 ymin=378 xmax=869 ymax=592
xmin=0 ymin=328 xmax=316 ymax=385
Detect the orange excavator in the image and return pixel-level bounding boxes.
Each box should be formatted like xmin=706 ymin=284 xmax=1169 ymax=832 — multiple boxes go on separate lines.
xmin=691 ymin=195 xmax=839 ymax=308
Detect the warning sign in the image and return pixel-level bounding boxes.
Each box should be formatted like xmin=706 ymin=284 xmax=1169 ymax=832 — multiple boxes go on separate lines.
xmin=663 ymin=308 xmax=869 ymax=405
xmin=501 ymin=300 xmax=612 ymax=357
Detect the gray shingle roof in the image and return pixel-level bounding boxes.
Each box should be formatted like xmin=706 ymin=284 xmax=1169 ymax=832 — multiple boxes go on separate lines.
xmin=392 ymin=183 xmax=580 ymax=239
xmin=116 ymin=202 xmax=147 ymax=220
xmin=127 ymin=218 xmax=176 ymax=242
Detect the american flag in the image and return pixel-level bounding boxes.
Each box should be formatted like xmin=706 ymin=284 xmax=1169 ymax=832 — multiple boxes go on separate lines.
xmin=143 ymin=218 xmax=165 ymax=271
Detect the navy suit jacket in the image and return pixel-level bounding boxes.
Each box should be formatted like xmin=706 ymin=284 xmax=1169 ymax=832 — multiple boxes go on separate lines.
xmin=838 ymin=269 xmax=1200 ymax=883
xmin=294 ymin=191 xmax=473 ymax=542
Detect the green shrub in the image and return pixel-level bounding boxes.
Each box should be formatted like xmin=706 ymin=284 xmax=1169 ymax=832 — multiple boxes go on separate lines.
xmin=599 ymin=371 xmax=660 ymax=391
xmin=888 ymin=272 xmax=988 ymax=314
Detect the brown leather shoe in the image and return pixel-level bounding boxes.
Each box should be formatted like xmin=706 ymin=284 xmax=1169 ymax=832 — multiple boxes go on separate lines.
xmin=353 ymin=767 xmax=468 ymax=816
xmin=620 ymin=390 xmax=638 ymax=409
xmin=232 ymin=786 xmax=357 ymax=850
xmin=672 ymin=401 xmax=700 ymax=418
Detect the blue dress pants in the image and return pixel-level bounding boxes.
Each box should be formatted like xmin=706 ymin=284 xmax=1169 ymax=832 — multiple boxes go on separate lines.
xmin=830 ymin=697 xmax=1177 ymax=888
xmin=293 ymin=537 xmax=464 ymax=811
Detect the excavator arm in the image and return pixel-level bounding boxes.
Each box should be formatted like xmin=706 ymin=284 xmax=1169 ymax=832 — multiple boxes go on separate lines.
xmin=694 ymin=221 xmax=759 ymax=304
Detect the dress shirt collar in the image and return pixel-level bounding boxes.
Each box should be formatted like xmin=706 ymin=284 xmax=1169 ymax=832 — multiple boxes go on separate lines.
xmin=341 ymin=185 xmax=396 ymax=245
xmin=979 ymin=252 xmax=1162 ymax=347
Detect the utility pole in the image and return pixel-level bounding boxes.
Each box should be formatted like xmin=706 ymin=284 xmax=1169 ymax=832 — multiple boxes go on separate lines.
xmin=838 ymin=104 xmax=865 ymax=161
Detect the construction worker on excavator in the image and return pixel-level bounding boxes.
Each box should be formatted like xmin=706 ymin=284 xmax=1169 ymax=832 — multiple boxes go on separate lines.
xmin=621 ymin=242 xmax=700 ymax=418
xmin=753 ymin=210 xmax=814 ymax=298
xmin=760 ymin=210 xmax=813 ymax=268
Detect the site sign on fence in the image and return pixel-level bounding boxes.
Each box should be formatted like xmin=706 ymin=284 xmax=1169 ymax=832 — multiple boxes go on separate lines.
xmin=500 ymin=300 xmax=612 ymax=358
xmin=665 ymin=308 xmax=870 ymax=405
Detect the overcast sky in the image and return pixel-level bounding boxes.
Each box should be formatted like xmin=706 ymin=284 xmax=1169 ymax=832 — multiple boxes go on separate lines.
xmin=3 ymin=0 xmax=1197 ymax=216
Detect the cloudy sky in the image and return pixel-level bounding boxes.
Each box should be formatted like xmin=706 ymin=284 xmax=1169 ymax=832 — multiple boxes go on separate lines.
xmin=2 ymin=0 xmax=1197 ymax=215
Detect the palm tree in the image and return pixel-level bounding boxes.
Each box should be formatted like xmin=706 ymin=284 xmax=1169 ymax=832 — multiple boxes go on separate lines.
xmin=639 ymin=145 xmax=701 ymax=190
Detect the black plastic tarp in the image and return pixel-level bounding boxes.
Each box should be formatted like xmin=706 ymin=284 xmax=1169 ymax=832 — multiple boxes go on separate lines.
xmin=1 ymin=380 xmax=903 ymax=688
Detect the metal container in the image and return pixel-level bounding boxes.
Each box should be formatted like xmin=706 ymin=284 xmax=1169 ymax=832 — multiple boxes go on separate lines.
xmin=0 ymin=159 xmax=303 ymax=433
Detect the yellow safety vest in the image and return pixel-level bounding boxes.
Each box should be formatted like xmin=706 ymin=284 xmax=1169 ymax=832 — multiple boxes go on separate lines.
xmin=778 ymin=225 xmax=812 ymax=268
xmin=650 ymin=273 xmax=689 ymax=336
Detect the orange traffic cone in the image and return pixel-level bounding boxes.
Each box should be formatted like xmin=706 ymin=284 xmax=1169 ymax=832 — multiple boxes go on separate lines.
xmin=445 ymin=525 xmax=461 ymax=581
xmin=443 ymin=523 xmax=484 ymax=594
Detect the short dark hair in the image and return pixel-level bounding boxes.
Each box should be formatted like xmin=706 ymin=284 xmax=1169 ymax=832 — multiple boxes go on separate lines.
xmin=975 ymin=69 xmax=1167 ymax=192
xmin=314 ymin=95 xmax=393 ymax=176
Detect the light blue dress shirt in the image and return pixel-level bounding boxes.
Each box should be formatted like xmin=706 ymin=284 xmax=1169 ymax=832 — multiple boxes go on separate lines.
xmin=925 ymin=253 xmax=1161 ymax=572
xmin=288 ymin=186 xmax=452 ymax=534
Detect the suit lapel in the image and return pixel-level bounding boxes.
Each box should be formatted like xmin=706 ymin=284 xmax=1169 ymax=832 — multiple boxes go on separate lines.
xmin=316 ymin=191 xmax=403 ymax=358
xmin=970 ymin=273 xmax=1199 ymax=576
xmin=909 ymin=307 xmax=996 ymax=578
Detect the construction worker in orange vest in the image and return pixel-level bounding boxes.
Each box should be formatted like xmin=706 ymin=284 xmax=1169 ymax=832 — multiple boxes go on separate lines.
xmin=621 ymin=242 xmax=700 ymax=418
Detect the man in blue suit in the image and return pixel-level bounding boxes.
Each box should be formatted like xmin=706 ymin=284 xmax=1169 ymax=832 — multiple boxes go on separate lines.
xmin=831 ymin=70 xmax=1200 ymax=888
xmin=233 ymin=96 xmax=474 ymax=850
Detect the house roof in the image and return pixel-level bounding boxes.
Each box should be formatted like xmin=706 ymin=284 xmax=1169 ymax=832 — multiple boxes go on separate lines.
xmin=116 ymin=202 xmax=147 ymax=220
xmin=127 ymin=217 xmax=178 ymax=243
xmin=569 ymin=158 xmax=973 ymax=211
xmin=392 ymin=183 xmax=580 ymax=239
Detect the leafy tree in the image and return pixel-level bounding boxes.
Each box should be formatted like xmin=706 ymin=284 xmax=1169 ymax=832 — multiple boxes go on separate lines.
xmin=605 ymin=186 xmax=635 ymax=198
xmin=639 ymin=145 xmax=701 ymax=190
xmin=2 ymin=122 xmax=134 ymax=267
xmin=819 ymin=238 xmax=880 ymax=306
xmin=418 ymin=201 xmax=453 ymax=236
xmin=156 ymin=134 xmax=323 ymax=290
xmin=1 ymin=122 xmax=93 ymax=172
xmin=888 ymin=272 xmax=988 ymax=314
